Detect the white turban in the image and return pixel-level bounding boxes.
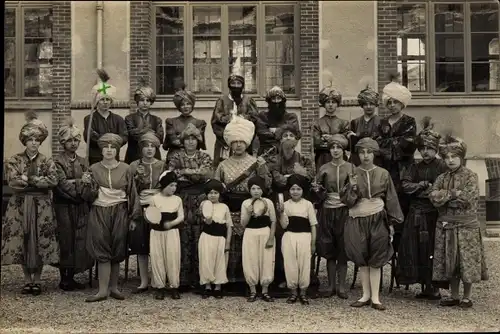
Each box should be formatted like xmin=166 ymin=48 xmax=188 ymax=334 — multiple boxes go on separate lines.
xmin=382 ymin=81 xmax=412 ymax=107
xmin=223 ymin=116 xmax=255 ymax=146
xmin=91 ymin=81 xmax=117 ymax=106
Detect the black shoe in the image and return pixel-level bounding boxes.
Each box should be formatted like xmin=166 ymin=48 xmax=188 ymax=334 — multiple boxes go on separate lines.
xmin=31 ymin=284 xmax=42 ymax=296
xmin=132 ymin=287 xmax=149 ymax=294
xmin=154 ymin=289 xmax=165 ymax=300
xmin=202 ymin=289 xmax=211 ymax=299
xmin=171 ymin=289 xmax=181 ymax=300
xmin=59 ymin=280 xmax=74 ymax=291
xmin=21 ymin=283 xmax=33 ymax=295
xmin=214 ymin=289 xmax=223 ymax=299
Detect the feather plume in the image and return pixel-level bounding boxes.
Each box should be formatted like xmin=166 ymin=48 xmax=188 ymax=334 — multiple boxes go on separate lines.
xmin=96 ymin=68 xmax=110 ymax=82
xmin=138 ymin=76 xmax=148 ymax=87
xmin=63 ymin=116 xmax=75 ymax=127
xmin=387 ymin=70 xmax=401 ymax=82
xmin=441 ymin=129 xmax=456 ymax=144
xmin=24 ymin=110 xmax=38 ymax=121
xmin=420 ymin=116 xmax=433 ymax=130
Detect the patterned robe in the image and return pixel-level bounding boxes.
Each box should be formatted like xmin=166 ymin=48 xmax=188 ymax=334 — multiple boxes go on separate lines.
xmin=312 ymin=115 xmax=350 ymax=173
xmin=397 ymin=158 xmax=448 ymax=286
xmin=211 ymin=95 xmax=259 ymax=166
xmin=255 ymin=111 xmax=300 ymax=154
xmin=83 ymin=111 xmax=128 ymax=165
xmin=1 ymin=152 xmax=60 ymax=271
xmin=350 ymin=115 xmax=382 ymax=166
xmin=214 ymin=154 xmax=272 ymax=283
xmin=163 ymin=115 xmax=207 ymax=161
xmin=124 ymin=112 xmax=164 ymax=163
xmin=168 ymin=150 xmax=213 ymax=287
xmin=53 ymin=153 xmax=96 ymax=273
xmin=429 ymin=166 xmax=488 ymax=284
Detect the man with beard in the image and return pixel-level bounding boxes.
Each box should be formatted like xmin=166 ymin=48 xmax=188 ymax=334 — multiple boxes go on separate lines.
xmin=125 ymin=78 xmax=164 ymax=163
xmin=255 ymin=86 xmax=300 ymax=155
xmin=211 ymin=74 xmax=259 ymax=166
xmin=350 ymin=85 xmax=382 ymax=167
xmin=266 ymin=125 xmax=315 ymax=297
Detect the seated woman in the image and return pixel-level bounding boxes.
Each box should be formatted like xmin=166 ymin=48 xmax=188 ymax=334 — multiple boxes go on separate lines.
xmin=85 ymin=133 xmax=141 ymax=303
xmin=128 ymin=132 xmax=167 ymax=294
xmin=340 ymin=138 xmax=403 ymax=311
xmin=214 ymin=116 xmax=272 ymax=296
xmin=429 ymin=134 xmax=488 ymax=308
xmin=1 ymin=114 xmax=59 ymax=296
xmin=167 ymin=123 xmax=213 ymax=291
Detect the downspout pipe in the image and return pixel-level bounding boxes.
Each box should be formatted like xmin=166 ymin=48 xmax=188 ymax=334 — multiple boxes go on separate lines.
xmin=97 ymin=0 xmax=104 ymax=78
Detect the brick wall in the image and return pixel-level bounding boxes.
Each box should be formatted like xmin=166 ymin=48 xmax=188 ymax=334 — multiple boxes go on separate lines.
xmin=377 ymin=1 xmax=398 ymax=118
xmin=129 ymin=1 xmax=153 ymax=110
xmin=299 ymin=1 xmax=320 ymax=159
xmin=486 ymin=158 xmax=500 ymax=180
xmin=51 ymin=2 xmax=72 ymax=155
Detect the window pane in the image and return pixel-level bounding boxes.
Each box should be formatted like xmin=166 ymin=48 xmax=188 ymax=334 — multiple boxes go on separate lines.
xmin=229 ymin=6 xmax=256 ymax=35
xmin=471 ymin=33 xmax=500 ymax=62
xmin=435 ymin=63 xmax=464 ymax=92
xmin=155 ymin=6 xmax=184 ymax=94
xmin=193 ymin=65 xmax=222 ymax=94
xmin=266 ymin=35 xmax=294 ymax=64
xmin=229 ymin=37 xmax=257 ymax=93
xmin=156 ymin=66 xmax=184 ymax=95
xmin=265 ymin=65 xmax=295 ymax=94
xmin=24 ymin=8 xmax=53 ymax=97
xmin=435 ymin=34 xmax=464 ymax=62
xmin=397 ymin=4 xmax=426 ymax=34
xmin=398 ymin=61 xmax=426 ymax=92
xmin=4 ymin=9 xmax=16 ymax=97
xmin=156 ymin=6 xmax=184 ymax=35
xmin=472 ymin=62 xmax=500 ymax=91
xmin=434 ymin=4 xmax=464 ymax=33
xmin=193 ymin=37 xmax=222 ymax=94
xmin=265 ymin=5 xmax=295 ymax=34
xmin=470 ymin=3 xmax=499 ymax=33
xmin=193 ymin=7 xmax=221 ymax=35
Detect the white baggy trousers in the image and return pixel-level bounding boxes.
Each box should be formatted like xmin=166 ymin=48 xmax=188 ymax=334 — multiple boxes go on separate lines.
xmin=242 ymin=227 xmax=275 ymax=287
xmin=150 ymin=229 xmax=181 ymax=289
xmin=198 ymin=232 xmax=228 ymax=285
xmin=281 ymin=231 xmax=311 ymax=290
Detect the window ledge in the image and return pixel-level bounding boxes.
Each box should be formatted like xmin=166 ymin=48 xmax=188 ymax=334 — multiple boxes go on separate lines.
xmin=4 ymin=100 xmax=52 ymax=110
xmin=151 ymin=99 xmax=303 ymax=109
xmin=409 ymin=97 xmax=500 ymax=107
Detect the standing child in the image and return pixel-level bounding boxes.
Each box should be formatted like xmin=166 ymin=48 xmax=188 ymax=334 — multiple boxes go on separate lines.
xmin=198 ymin=179 xmax=232 ymax=299
xmin=148 ymin=171 xmax=184 ymax=300
xmin=241 ymin=175 xmax=277 ymax=303
xmin=279 ymin=174 xmax=318 ymax=305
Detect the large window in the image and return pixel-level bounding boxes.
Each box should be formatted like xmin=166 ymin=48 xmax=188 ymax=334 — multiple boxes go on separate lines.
xmin=4 ymin=3 xmax=53 ymax=99
xmin=154 ymin=2 xmax=299 ymax=96
xmin=396 ymin=1 xmax=500 ymax=95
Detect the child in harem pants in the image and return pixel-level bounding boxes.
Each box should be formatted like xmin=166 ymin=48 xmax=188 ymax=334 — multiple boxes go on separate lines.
xmin=198 ymin=179 xmax=233 ymax=299
xmin=279 ymin=174 xmax=317 ymax=305
xmin=241 ymin=175 xmax=277 ymax=303
xmin=148 ymin=171 xmax=184 ymax=300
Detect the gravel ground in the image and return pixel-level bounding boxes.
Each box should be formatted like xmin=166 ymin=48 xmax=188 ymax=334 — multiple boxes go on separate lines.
xmin=1 ymin=240 xmax=499 ymax=333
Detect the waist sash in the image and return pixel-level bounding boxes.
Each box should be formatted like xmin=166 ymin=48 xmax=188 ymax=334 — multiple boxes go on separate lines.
xmin=151 ymin=212 xmax=179 ymax=231
xmin=323 ymin=192 xmax=345 ymax=209
xmin=202 ymin=223 xmax=227 ymax=237
xmin=349 ymin=197 xmax=384 ymax=218
xmin=247 ymin=215 xmax=271 ymax=229
xmin=286 ymin=216 xmax=311 ymax=233
xmin=94 ymin=187 xmax=127 ymax=207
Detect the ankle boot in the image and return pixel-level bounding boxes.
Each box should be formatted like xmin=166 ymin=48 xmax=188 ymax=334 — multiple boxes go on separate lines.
xmin=67 ymin=268 xmax=86 ymax=290
xmin=59 ymin=268 xmax=73 ymax=291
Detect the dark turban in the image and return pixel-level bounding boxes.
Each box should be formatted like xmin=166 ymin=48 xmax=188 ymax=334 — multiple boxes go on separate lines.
xmin=286 ymin=173 xmax=311 ymax=192
xmin=416 ymin=116 xmax=441 ymax=151
xmin=228 ymin=74 xmax=245 ymax=88
xmin=265 ymin=86 xmax=287 ymax=104
xmin=159 ymin=170 xmax=178 ymax=189
xmin=248 ymin=175 xmax=266 ymax=192
xmin=319 ymin=87 xmax=342 ymax=107
xmin=439 ymin=133 xmax=467 ymax=161
xmin=204 ymin=179 xmax=225 ymax=195
xmin=279 ymin=123 xmax=302 ymax=140
xmin=357 ymin=86 xmax=379 ymax=107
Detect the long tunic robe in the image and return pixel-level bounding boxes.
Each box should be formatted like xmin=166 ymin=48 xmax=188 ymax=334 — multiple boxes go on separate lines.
xmin=340 ymin=166 xmax=404 ymax=268
xmin=124 ymin=112 xmax=164 ymax=163
xmin=53 ymin=153 xmax=96 ymax=273
xmin=86 ymin=162 xmax=141 ymax=264
xmin=128 ymin=159 xmax=166 ymax=255
xmin=83 ymin=111 xmax=128 ymax=165
xmin=211 ymin=95 xmax=259 ymax=166
xmin=1 ymin=152 xmax=60 ymax=271
xmin=255 ymin=111 xmax=300 ymax=154
xmin=397 ymin=158 xmax=448 ymax=286
xmin=429 ymin=166 xmax=488 ymax=284
xmin=214 ymin=153 xmax=272 ymax=284
xmin=376 ymin=114 xmax=417 ymax=249
xmin=312 ymin=115 xmax=350 ymax=172
xmin=163 ymin=115 xmax=207 ymax=161
xmin=168 ymin=149 xmax=213 ymax=287
xmin=350 ymin=115 xmax=382 ymax=166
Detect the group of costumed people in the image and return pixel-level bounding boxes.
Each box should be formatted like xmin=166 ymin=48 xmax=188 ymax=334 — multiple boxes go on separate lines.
xmin=1 ymin=70 xmax=488 ymax=310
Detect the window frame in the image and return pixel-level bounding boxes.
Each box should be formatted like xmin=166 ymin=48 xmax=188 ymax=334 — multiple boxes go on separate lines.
xmin=396 ymin=0 xmax=500 ymax=97
xmin=152 ymin=1 xmax=301 ymax=99
xmin=5 ymin=1 xmax=54 ymax=101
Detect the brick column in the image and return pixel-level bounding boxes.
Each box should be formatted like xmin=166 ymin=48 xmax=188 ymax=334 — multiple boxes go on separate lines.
xmin=51 ymin=1 xmax=72 ymax=155
xmin=299 ymin=1 xmax=320 ymax=158
xmin=377 ymin=1 xmax=399 ymax=117
xmin=130 ymin=1 xmax=153 ymax=109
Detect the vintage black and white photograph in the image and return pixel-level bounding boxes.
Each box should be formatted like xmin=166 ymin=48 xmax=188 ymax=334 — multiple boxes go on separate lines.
xmin=1 ymin=0 xmax=500 ymax=332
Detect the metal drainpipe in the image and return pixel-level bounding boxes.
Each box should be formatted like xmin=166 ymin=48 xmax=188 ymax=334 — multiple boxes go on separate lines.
xmin=96 ymin=0 xmax=104 ymax=79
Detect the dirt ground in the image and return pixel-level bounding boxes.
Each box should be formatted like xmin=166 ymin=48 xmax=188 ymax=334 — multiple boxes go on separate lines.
xmin=1 ymin=240 xmax=499 ymax=333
